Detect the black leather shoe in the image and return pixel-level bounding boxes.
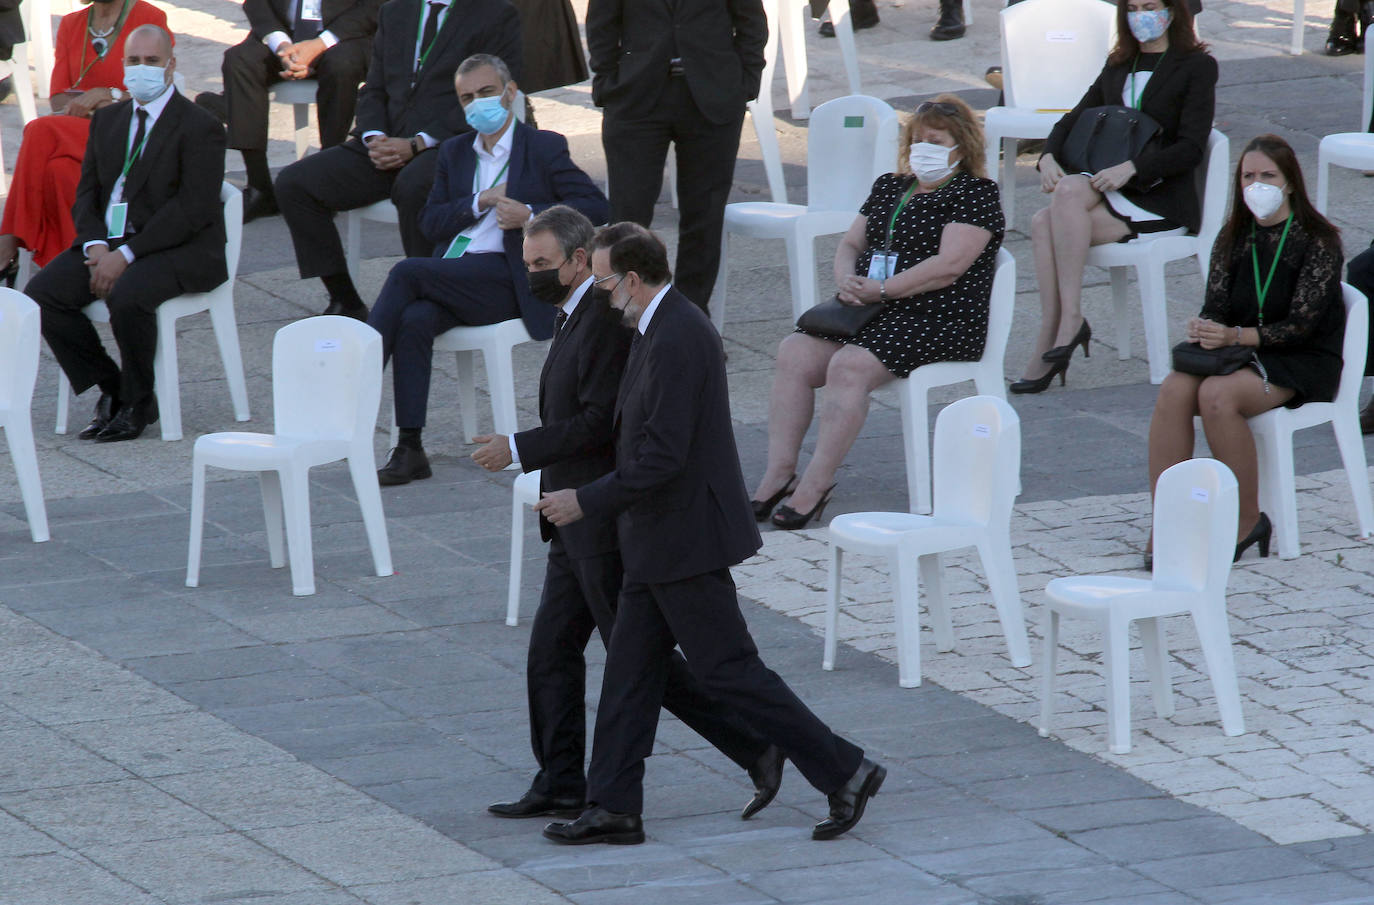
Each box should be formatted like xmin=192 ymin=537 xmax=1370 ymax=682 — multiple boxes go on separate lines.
xmin=321 ymin=298 xmax=369 ymax=320
xmin=377 ymin=445 xmax=432 ymax=485
xmin=78 ymin=392 xmax=119 ymax=440
xmin=0 ymin=77 xmax=12 ymax=104
xmin=1361 ymin=398 xmax=1374 ymax=435
xmin=242 ymin=185 xmax=280 ymax=223
xmin=742 ymin=744 xmax=785 ymax=820
xmin=812 ymin=758 xmax=885 ymax=841
xmin=488 ymin=790 xmax=585 ymax=819
xmin=95 ymin=397 xmax=158 ymax=443
xmin=818 ymin=12 xmax=878 ymax=36
xmin=543 ymin=806 xmax=645 ymax=845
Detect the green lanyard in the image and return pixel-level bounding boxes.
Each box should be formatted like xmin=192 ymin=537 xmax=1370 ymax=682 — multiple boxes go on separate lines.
xmin=884 ymin=180 xmax=921 ymax=251
xmin=1129 ymin=50 xmax=1166 ymax=109
xmin=414 ymin=1 xmax=450 ymax=72
xmin=1250 ymin=213 xmax=1293 ymax=326
xmin=73 ymin=0 xmax=134 ymax=90
xmin=474 ymin=159 xmax=509 ymax=196
xmin=120 ymin=113 xmax=150 ymax=184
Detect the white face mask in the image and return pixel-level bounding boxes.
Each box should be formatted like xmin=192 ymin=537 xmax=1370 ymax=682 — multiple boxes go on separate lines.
xmin=123 ymin=63 xmax=170 ymax=104
xmin=1243 ymin=181 xmax=1286 ymax=221
xmin=909 ymin=142 xmax=959 ymax=184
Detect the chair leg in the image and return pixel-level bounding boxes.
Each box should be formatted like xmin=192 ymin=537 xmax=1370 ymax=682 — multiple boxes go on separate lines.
xmin=1038 ymin=608 xmax=1060 ymax=738
xmin=1263 ymin=428 xmax=1300 ymax=560
xmin=1105 ymin=613 xmax=1133 ymax=754
xmin=345 ymin=211 xmax=362 ymax=285
xmin=1000 ymin=137 xmax=1016 ymax=229
xmin=1192 ymin=604 xmax=1246 ymax=737
xmin=1333 ymin=409 xmax=1374 ymax=538
xmin=486 ymin=344 xmax=519 ymax=437
xmin=1138 ymin=261 xmax=1171 ymax=385
xmin=293 ymin=102 xmax=310 ymax=160
xmin=830 ymin=0 xmax=862 ymax=95
xmin=823 ymin=543 xmax=843 ymax=670
xmin=898 ymin=381 xmax=930 ymax=515
xmin=55 ymin=367 xmax=70 ymax=434
xmin=918 ymin=551 xmax=954 ymax=653
xmin=778 ymin=0 xmax=808 ymax=120
xmin=7 ymin=414 xmax=49 ymax=542
xmin=348 ymin=452 xmax=394 ymax=578
xmin=977 ymin=536 xmax=1032 ymax=668
xmin=454 ymin=350 xmax=479 ymax=443
xmin=1137 ymin=615 xmax=1174 ymax=718
xmin=151 ymin=314 xmax=182 ymax=441
xmin=507 ymin=486 xmax=525 ymax=627
xmin=785 ymin=226 xmax=817 ymax=322
xmin=1316 ymin=155 xmax=1331 ymax=215
xmin=748 ymin=100 xmax=788 ymax=205
xmin=278 ymin=467 xmax=316 ymax=596
xmin=1110 ymin=267 xmax=1132 ymax=359
xmin=186 ymin=458 xmax=208 ymax=587
xmin=712 ymin=228 xmax=729 ymax=337
xmin=259 ymin=470 xmax=287 ymax=569
xmin=892 ymin=548 xmax=923 ymax=687
xmin=209 ymin=297 xmax=252 ymax=423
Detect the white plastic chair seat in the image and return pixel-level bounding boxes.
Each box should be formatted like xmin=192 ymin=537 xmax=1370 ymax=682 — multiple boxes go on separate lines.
xmin=1316 ymin=133 xmax=1374 ymax=215
xmin=345 ymin=199 xmax=401 ymax=283
xmin=829 ymin=511 xmax=985 ymax=559
xmin=1046 ymin=575 xmax=1200 ymax=618
xmin=270 ymin=78 xmax=320 ymax=160
xmin=506 ymin=468 xmax=542 ymax=626
xmin=724 ymin=202 xmax=853 ymax=237
xmin=982 ymin=108 xmax=1060 ymax=228
xmin=193 ymin=432 xmax=350 ymax=471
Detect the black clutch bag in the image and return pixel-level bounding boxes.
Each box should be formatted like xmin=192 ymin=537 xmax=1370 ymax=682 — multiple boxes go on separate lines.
xmin=1058 ymin=105 xmax=1163 ymax=175
xmin=1170 ymin=341 xmax=1256 ymax=377
xmin=795 ymin=296 xmax=883 ymax=340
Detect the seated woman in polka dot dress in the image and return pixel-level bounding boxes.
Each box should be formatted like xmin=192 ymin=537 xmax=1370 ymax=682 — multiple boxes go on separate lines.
xmin=750 ymin=95 xmax=1005 ymax=529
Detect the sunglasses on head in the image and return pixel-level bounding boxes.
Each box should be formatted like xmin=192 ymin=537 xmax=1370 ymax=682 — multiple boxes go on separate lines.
xmin=915 ymin=101 xmax=960 ymax=116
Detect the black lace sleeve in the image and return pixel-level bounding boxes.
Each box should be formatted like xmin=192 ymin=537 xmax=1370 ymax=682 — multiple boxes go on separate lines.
xmin=1198 ymin=238 xmax=1235 ymax=323
xmin=1258 ymin=233 xmax=1344 ymax=349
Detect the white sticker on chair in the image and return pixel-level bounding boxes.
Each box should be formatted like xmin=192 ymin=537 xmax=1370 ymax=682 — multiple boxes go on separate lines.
xmin=972 ymin=423 xmax=991 ymax=437
xmin=316 ymin=339 xmax=339 ymax=353
xmin=1045 ymin=30 xmax=1078 ymax=41
xmin=1191 ymin=487 xmax=1209 ymax=502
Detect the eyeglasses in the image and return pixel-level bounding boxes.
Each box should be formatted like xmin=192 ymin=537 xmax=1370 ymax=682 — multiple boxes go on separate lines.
xmin=915 ymin=101 xmax=960 ymax=117
xmin=593 ymin=272 xmax=623 ymax=287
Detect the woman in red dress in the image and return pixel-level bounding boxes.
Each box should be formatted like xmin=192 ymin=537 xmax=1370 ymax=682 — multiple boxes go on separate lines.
xmin=0 ymin=0 xmax=168 ymax=276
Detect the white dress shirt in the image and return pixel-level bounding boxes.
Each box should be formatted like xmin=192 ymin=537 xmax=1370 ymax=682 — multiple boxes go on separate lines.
xmin=86 ymin=80 xmax=176 ymax=263
xmin=508 ymin=274 xmax=593 ymax=465
xmin=636 ymin=284 xmax=672 ymax=335
xmin=459 ymin=122 xmax=516 ymax=255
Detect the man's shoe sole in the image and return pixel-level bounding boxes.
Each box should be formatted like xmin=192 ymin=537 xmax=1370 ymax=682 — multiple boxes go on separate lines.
xmin=542 ymin=828 xmax=645 ymax=845
xmin=812 ymin=764 xmax=886 ymax=841
xmin=488 ymin=805 xmax=585 ymax=819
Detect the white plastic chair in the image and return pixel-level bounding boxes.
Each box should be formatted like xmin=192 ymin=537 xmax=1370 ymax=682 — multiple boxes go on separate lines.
xmin=747 ymin=1 xmax=789 ymax=204
xmin=53 ymin=182 xmax=250 ymax=441
xmin=186 ymin=316 xmax=393 ymax=597
xmin=1315 ymin=47 xmax=1374 ymax=215
xmin=506 ymin=468 xmax=541 ymax=626
xmin=270 ymin=78 xmax=319 ymax=160
xmin=0 ymin=289 xmax=49 ymax=542
xmin=1085 ymin=128 xmax=1229 ymax=385
xmin=20 ymin=0 xmax=52 ymax=104
xmin=982 ymin=0 xmax=1118 ymax=228
xmin=1040 ymin=457 xmax=1245 ymax=754
xmin=345 ymin=199 xmax=398 ymax=285
xmin=772 ymin=0 xmax=863 ymax=121
xmin=715 ymin=95 xmax=898 ymax=336
xmin=900 ymin=248 xmax=1015 ymax=515
xmin=824 ymin=395 xmax=1031 ymax=688
xmin=1249 ymin=283 xmax=1374 ymax=560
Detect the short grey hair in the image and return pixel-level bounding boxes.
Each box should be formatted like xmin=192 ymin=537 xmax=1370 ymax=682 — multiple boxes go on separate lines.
xmin=526 ymin=205 xmax=594 ymax=260
xmin=457 ymin=54 xmax=511 ymax=85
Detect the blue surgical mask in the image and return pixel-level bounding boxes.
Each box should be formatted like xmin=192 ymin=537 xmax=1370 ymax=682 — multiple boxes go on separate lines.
xmin=1127 ymin=8 xmax=1172 ymax=43
xmin=464 ymin=93 xmax=510 ymax=135
xmin=123 ymin=63 xmax=170 ymax=104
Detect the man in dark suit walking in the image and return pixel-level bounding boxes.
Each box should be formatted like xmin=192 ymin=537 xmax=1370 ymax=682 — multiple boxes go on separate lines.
xmin=536 ymin=227 xmax=884 ymax=845
xmin=586 ymin=0 xmax=766 ymax=314
xmin=216 ymin=0 xmax=382 ymax=221
xmin=274 ymin=0 xmax=521 ymax=319
xmin=368 ymin=54 xmax=606 ymax=484
xmin=27 ymin=24 xmax=227 ymax=443
xmin=472 ymin=212 xmax=782 ymax=822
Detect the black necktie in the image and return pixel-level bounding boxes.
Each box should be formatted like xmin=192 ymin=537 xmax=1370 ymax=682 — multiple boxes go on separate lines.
xmin=555 ymin=310 xmax=569 ymax=333
xmin=417 ymin=2 xmax=443 ymax=69
xmin=131 ymin=108 xmax=148 ymax=159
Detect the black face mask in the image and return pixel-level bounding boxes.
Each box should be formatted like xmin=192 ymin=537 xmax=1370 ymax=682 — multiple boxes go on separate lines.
xmin=589 ymin=286 xmax=613 ymax=308
xmin=527 ymin=266 xmax=569 ymax=305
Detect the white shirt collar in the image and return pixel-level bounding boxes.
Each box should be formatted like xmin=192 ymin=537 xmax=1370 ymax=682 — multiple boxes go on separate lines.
xmin=474 ymin=117 xmax=515 ymax=162
xmin=636 ymin=283 xmax=672 ymax=335
xmin=560 ymin=275 xmax=593 ymax=321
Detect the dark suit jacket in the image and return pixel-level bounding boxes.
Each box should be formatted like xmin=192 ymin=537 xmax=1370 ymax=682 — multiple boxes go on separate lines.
xmin=352 ymin=0 xmax=522 ymax=143
xmin=73 ymin=91 xmax=228 ymax=293
xmin=417 ymin=121 xmax=609 ymax=340
xmin=513 ymin=284 xmax=632 ymax=558
xmin=0 ymin=0 xmax=22 ymax=61
xmin=577 ymin=288 xmax=761 ymax=584
xmin=1044 ymin=49 xmax=1217 ymax=233
xmin=243 ymin=0 xmax=381 ymax=43
xmin=585 ymin=0 xmax=767 ymax=125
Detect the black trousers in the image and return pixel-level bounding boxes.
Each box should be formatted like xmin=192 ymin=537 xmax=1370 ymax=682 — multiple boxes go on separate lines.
xmin=221 ymin=36 xmax=370 ymax=152
xmin=529 ymin=540 xmax=770 ymax=801
xmin=28 ymin=246 xmax=184 ymax=407
xmin=586 ymin=567 xmax=864 ymax=815
xmin=601 ymin=77 xmax=744 ymax=314
xmin=275 ymin=141 xmax=439 ymax=279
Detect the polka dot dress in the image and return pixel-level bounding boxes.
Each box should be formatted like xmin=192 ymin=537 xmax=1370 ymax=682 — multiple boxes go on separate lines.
xmin=797 ymin=171 xmax=1005 ymax=378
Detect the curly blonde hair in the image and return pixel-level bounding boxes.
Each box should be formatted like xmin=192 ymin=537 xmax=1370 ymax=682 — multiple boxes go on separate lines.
xmin=896 ymin=94 xmax=986 ymax=180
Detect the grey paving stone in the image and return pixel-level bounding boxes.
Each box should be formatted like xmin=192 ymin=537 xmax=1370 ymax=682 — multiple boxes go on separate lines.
xmin=565 ymin=881 xmax=776 ymax=905
xmin=903 ymin=833 xmax=1106 ymax=878
xmin=861 ymin=810 xmax=1055 ymax=858
xmin=0 ymin=850 xmax=163 ymax=905
xmin=168 ymin=669 xmax=360 ymax=709
xmin=744 ymin=856 xmax=946 ymax=902
xmin=963 ymin=766 xmax=1165 ymax=812
xmin=153 ymin=762 xmax=395 ymax=829
xmin=957 ymin=864 xmax=1175 ymax=904
xmin=60 ymin=710 xmax=292 ymax=778
xmin=1018 ymin=797 xmax=1202 ymax=834
xmin=352 ymin=868 xmax=570 ymax=905
xmin=1131 ymin=847 xmax=1328 ymax=889
xmin=1068 ymin=815 xmax=1270 ymax=862
xmin=0 ymin=574 xmax=170 ymax=613
xmin=318 ymin=740 xmax=501 ymax=788
xmin=215 ymin=693 xmax=405 ymax=734
xmin=0 ymin=729 xmax=129 ymax=793
xmin=0 ymin=809 xmax=63 ymax=856
xmin=1190 ymin=871 xmax=1374 ymax=905
xmin=1294 ymin=835 xmax=1374 ymax=871
xmin=515 ymin=843 xmax=727 ymax=895
xmin=258 ymin=720 xmax=447 ymax=763
xmin=0 ymin=778 xmax=225 ymax=847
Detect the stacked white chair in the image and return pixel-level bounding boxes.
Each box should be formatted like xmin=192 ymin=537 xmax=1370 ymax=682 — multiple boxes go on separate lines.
xmin=1040 ymin=457 xmax=1245 ymax=754
xmin=771 ymin=0 xmax=863 ymax=121
xmin=0 ymin=288 xmax=49 ymax=542
xmin=1315 ymin=46 xmax=1374 ymax=215
xmin=270 ymin=78 xmax=320 ymax=160
xmin=186 ymin=316 xmax=393 ymax=597
xmin=506 ymin=468 xmax=541 ymax=626
xmin=824 ymin=395 xmax=1031 ymax=688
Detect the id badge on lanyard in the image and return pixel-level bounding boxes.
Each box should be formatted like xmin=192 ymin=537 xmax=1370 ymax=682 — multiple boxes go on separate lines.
xmin=300 ymin=0 xmax=322 ymax=22
xmin=867 ymin=251 xmax=898 ymax=281
xmin=446 ymin=157 xmax=510 ymax=259
xmin=107 ymin=202 xmax=129 ymax=239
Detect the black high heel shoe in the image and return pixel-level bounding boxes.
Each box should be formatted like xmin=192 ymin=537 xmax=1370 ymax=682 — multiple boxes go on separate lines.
xmin=1009 ymin=360 xmax=1069 ymax=395
xmin=771 ymin=484 xmax=837 ymax=531
xmin=1042 ymin=319 xmax=1091 ymax=363
xmin=0 ymin=257 xmax=17 ymax=289
xmin=751 ymin=474 xmax=798 ymax=522
xmin=1234 ymin=512 xmax=1272 ymax=563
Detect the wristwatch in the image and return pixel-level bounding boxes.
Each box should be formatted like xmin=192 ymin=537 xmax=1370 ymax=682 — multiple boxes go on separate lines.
xmin=879 ymin=281 xmax=888 ymax=302
xmin=109 ymin=87 xmax=124 ymax=101
xmin=409 ymin=136 xmax=422 ymax=157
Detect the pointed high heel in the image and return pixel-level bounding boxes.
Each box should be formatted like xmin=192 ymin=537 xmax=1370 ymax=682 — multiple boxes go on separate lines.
xmin=1234 ymin=512 xmax=1272 ymax=562
xmin=771 ymin=484 xmax=837 ymax=531
xmin=1042 ymin=318 xmax=1092 ymax=363
xmin=1009 ymin=360 xmax=1069 ymax=394
xmin=751 ymin=474 xmax=798 ymax=522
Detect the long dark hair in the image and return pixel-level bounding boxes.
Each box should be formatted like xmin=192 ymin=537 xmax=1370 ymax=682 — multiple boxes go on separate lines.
xmin=1107 ymin=0 xmax=1208 ymax=66
xmin=1215 ymin=134 xmax=1339 ymax=258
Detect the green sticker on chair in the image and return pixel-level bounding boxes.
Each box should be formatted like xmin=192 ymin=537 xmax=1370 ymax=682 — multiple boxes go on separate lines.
xmin=843 ymin=115 xmax=865 ymax=127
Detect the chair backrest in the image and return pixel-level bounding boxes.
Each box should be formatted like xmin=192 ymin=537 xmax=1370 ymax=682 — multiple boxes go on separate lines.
xmin=220 ymin=182 xmax=244 ymax=283
xmin=1363 ymin=41 xmax=1373 ymax=134
xmin=1335 ymin=282 xmax=1370 ymax=411
xmin=805 ymin=95 xmax=899 ymax=213
xmin=931 ymin=395 xmax=1021 ymax=525
xmin=1152 ymin=457 xmax=1238 ymax=594
xmin=1001 ymin=0 xmax=1117 ymax=110
xmin=983 ymin=247 xmax=1017 ymax=370
xmin=0 ymin=288 xmax=40 ymax=413
xmin=1192 ymin=129 xmax=1230 ymax=253
xmin=271 ymin=316 xmax=383 ymax=443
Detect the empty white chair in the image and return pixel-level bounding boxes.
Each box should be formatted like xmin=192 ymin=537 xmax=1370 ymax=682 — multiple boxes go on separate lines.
xmin=772 ymin=0 xmax=862 ymax=121
xmin=54 ymin=182 xmax=250 ymax=441
xmin=1249 ymin=283 xmax=1374 ymax=559
xmin=1040 ymin=457 xmax=1245 ymax=754
xmin=344 ymin=199 xmax=399 ymax=285
xmin=900 ymin=248 xmax=1015 ymax=515
xmin=747 ymin=0 xmax=790 ymax=204
xmin=1315 ymin=47 xmax=1374 ymax=215
xmin=982 ymin=0 xmax=1118 ymax=228
xmin=0 ymin=289 xmax=49 ymax=542
xmin=824 ymin=395 xmax=1031 ymax=688
xmin=270 ymin=78 xmax=320 ymax=160
xmin=506 ymin=468 xmax=541 ymax=626
xmin=186 ymin=316 xmax=393 ymax=596
xmin=715 ymin=95 xmax=898 ymax=336
xmin=21 ymin=0 xmax=52 ymax=104
xmin=1085 ymin=128 xmax=1229 ymax=385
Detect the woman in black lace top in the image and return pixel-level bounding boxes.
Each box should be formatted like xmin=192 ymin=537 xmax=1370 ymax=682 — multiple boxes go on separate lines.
xmin=1147 ymin=135 xmax=1345 ymax=564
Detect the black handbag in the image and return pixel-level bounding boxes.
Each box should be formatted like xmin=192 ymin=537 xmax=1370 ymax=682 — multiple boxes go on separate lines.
xmin=796 ymin=296 xmax=883 ymax=340
xmin=1170 ymin=341 xmax=1256 ymax=377
xmin=1058 ymin=105 xmax=1163 ymax=175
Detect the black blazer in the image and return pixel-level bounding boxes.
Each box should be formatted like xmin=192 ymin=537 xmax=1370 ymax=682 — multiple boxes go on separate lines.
xmin=243 ymin=0 xmax=381 ymax=43
xmin=578 ymin=288 xmax=761 ymax=584
xmin=1044 ymin=49 xmax=1217 ymax=233
xmin=73 ymin=91 xmax=228 ymax=293
xmin=0 ymin=0 xmax=23 ymax=61
xmin=586 ymin=0 xmax=767 ymax=125
xmin=352 ymin=0 xmax=522 ymax=143
xmin=418 ymin=121 xmax=609 ymax=340
xmin=513 ymin=285 xmax=632 ymax=559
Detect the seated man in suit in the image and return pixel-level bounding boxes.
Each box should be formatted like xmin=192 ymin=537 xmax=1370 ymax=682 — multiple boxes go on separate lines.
xmin=216 ymin=0 xmax=382 ymax=222
xmin=274 ymin=0 xmax=522 ymax=319
xmin=369 ymin=53 xmax=608 ymax=485
xmin=27 ymin=24 xmax=227 ymax=443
